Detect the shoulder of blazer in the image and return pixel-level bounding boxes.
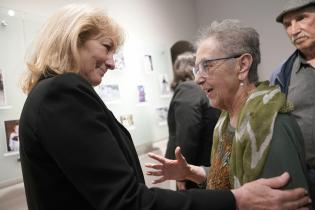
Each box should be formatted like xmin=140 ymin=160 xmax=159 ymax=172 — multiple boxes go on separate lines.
xmin=49 ymin=73 xmax=91 ymax=89
xmin=175 ymin=81 xmax=203 ymax=95
xmin=29 ymin=72 xmax=105 ymax=114
xmin=170 ymin=83 xmax=209 ymax=113
xmin=33 ymin=73 xmax=96 ymax=97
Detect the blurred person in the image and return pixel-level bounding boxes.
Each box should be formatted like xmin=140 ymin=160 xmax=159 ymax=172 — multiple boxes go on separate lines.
xmin=19 ymin=5 xmax=311 ymax=210
xmin=166 ymin=52 xmax=220 ymax=189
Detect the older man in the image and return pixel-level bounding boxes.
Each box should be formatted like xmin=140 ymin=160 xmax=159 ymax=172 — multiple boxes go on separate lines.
xmin=271 ymin=0 xmax=315 ymax=198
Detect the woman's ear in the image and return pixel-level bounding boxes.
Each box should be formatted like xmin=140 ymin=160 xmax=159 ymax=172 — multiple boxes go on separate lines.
xmin=237 ymin=53 xmax=252 ymax=81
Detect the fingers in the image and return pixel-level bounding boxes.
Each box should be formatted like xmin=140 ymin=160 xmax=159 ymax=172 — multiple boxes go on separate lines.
xmin=281 ymin=188 xmax=311 ymax=208
xmin=284 ymin=196 xmax=311 ymax=210
xmin=258 ymin=172 xmax=290 ymax=188
xmin=145 ymin=163 xmax=163 ymax=170
xmin=284 ymin=188 xmax=308 ymax=201
xmin=175 ymin=146 xmax=186 ymax=162
xmin=146 ymin=170 xmax=163 ymax=176
xmin=148 ymin=152 xmax=166 ymax=164
xmin=152 ymin=177 xmax=166 ymax=184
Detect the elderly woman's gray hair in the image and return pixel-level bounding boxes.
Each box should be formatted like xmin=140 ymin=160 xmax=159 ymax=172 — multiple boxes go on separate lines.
xmin=195 ymin=19 xmax=260 ymax=83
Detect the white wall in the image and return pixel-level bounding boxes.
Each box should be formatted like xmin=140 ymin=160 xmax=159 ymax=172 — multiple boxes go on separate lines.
xmin=0 ymin=0 xmax=198 ymax=46
xmin=195 ymin=0 xmax=295 ymax=80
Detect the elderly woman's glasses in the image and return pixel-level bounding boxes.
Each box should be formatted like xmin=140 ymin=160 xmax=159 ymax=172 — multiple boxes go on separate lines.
xmin=193 ymin=54 xmax=243 ymax=76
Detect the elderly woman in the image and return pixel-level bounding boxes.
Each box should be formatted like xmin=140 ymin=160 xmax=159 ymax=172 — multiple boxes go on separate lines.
xmin=19 ymin=6 xmax=310 ymax=210
xmin=146 ymin=19 xmax=310 ymax=193
xmin=165 ymin=52 xmax=220 ymax=190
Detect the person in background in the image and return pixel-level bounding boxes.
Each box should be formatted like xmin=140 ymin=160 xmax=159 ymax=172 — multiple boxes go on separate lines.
xmin=146 ymin=19 xmax=311 ymax=208
xmin=19 ymin=4 xmax=311 ymax=210
xmin=271 ymin=0 xmax=315 ymax=202
xmin=165 ymin=52 xmax=220 ymax=190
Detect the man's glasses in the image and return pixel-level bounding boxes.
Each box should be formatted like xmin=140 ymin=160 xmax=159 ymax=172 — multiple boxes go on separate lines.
xmin=193 ymin=54 xmax=243 ymax=76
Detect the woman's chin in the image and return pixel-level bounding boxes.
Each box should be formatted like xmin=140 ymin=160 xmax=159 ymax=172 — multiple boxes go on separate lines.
xmin=89 ymin=77 xmax=102 ymax=86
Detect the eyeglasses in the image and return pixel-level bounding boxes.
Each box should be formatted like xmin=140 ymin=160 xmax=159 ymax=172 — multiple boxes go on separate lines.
xmin=193 ymin=54 xmax=243 ymax=76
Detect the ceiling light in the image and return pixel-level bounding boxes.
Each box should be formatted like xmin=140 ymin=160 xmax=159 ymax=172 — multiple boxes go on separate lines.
xmin=8 ymin=10 xmax=15 ymax=17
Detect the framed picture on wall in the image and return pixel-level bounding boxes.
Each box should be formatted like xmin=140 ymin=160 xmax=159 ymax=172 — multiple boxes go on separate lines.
xmin=159 ymin=74 xmax=171 ymax=97
xmin=143 ymin=54 xmax=154 ymax=73
xmin=119 ymin=114 xmax=135 ymax=130
xmin=137 ymin=85 xmax=147 ymax=103
xmin=98 ymin=84 xmax=121 ymax=103
xmin=0 ymin=69 xmax=6 ymax=106
xmin=155 ymin=107 xmax=168 ymax=126
xmin=4 ymin=119 xmax=20 ymax=155
xmin=113 ymin=50 xmax=125 ymax=71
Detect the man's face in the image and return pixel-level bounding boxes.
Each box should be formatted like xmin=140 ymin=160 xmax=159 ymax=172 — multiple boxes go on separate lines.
xmin=283 ymin=7 xmax=315 ymax=54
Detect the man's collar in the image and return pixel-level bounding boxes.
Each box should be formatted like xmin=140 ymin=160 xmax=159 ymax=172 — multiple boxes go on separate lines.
xmin=294 ymin=51 xmax=309 ymax=73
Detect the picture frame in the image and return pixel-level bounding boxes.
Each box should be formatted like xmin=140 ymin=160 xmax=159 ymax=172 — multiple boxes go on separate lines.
xmin=4 ymin=119 xmax=20 ymax=155
xmin=155 ymin=107 xmax=168 ymax=126
xmin=143 ymin=54 xmax=154 ymax=73
xmin=98 ymin=84 xmax=121 ymax=104
xmin=159 ymin=74 xmax=171 ymax=97
xmin=137 ymin=85 xmax=147 ymax=103
xmin=0 ymin=69 xmax=6 ymax=106
xmin=113 ymin=50 xmax=125 ymax=71
xmin=119 ymin=114 xmax=135 ymax=130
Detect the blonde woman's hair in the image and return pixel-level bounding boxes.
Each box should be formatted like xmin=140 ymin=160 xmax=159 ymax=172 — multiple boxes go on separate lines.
xmin=170 ymin=52 xmax=195 ymax=91
xmin=21 ymin=4 xmax=124 ymax=93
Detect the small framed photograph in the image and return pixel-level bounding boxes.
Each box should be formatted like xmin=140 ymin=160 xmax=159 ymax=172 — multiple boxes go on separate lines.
xmin=155 ymin=107 xmax=168 ymax=126
xmin=159 ymin=74 xmax=171 ymax=97
xmin=98 ymin=84 xmax=120 ymax=103
xmin=143 ymin=54 xmax=154 ymax=73
xmin=0 ymin=69 xmax=6 ymax=106
xmin=119 ymin=114 xmax=135 ymax=130
xmin=137 ymin=85 xmax=147 ymax=103
xmin=114 ymin=50 xmax=125 ymax=71
xmin=4 ymin=120 xmax=20 ymax=154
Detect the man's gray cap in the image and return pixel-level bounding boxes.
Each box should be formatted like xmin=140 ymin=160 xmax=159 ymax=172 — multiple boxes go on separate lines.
xmin=276 ymin=0 xmax=315 ymax=23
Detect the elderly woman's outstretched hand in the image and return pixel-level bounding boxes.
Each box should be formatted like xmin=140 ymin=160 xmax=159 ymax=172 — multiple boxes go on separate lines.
xmin=145 ymin=146 xmax=189 ymax=184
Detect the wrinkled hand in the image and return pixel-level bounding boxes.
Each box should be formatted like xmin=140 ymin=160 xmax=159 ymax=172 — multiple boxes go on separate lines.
xmin=232 ymin=172 xmax=311 ymax=210
xmin=145 ymin=146 xmax=189 ymax=184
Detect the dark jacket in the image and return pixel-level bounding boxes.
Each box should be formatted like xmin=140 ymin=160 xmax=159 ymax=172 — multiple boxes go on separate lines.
xmin=270 ymin=50 xmax=315 ymax=209
xmin=270 ymin=50 xmax=298 ymax=95
xmin=19 ymin=73 xmax=235 ymax=210
xmin=165 ymin=81 xmax=220 ymax=188
xmin=261 ymin=114 xmax=309 ymax=191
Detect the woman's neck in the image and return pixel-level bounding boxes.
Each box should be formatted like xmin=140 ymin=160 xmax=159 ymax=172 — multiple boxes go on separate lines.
xmin=228 ymin=84 xmax=256 ymax=127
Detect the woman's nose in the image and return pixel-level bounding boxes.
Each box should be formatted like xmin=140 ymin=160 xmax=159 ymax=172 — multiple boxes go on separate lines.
xmin=195 ymin=75 xmax=206 ymax=85
xmin=106 ymin=54 xmax=115 ymax=70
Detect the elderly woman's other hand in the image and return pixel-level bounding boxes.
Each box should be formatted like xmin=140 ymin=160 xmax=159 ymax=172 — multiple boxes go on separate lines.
xmin=145 ymin=146 xmax=189 ymax=184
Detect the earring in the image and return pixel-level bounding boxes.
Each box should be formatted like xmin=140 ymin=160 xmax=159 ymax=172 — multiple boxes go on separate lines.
xmin=240 ymin=82 xmax=244 ymax=87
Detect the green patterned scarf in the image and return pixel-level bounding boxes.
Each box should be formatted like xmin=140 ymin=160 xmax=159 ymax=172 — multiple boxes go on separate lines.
xmin=211 ymin=81 xmax=293 ymax=188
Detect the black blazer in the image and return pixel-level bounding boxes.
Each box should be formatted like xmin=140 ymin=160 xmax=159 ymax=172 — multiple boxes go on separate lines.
xmin=165 ymin=81 xmax=220 ymax=164
xmin=19 ymin=73 xmax=235 ymax=210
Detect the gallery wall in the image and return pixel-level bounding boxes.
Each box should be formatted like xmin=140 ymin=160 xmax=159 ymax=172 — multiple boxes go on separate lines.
xmin=0 ymin=0 xmax=198 ymax=185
